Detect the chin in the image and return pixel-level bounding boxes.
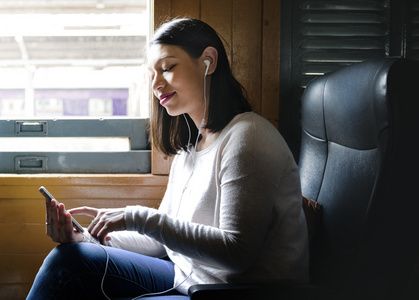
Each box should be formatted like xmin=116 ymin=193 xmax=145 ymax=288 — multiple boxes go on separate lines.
xmin=164 ymin=106 xmax=183 ymax=117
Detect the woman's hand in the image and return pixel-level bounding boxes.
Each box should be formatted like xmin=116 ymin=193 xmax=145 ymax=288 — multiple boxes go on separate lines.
xmin=45 ymin=198 xmax=83 ymax=244
xmin=69 ymin=207 xmax=127 ymax=245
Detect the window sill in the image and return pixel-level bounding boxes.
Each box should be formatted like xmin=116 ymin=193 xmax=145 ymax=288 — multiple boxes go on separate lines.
xmin=0 ymin=173 xmax=168 ymax=209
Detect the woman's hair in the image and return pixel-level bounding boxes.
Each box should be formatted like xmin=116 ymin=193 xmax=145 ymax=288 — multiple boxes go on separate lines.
xmin=150 ymin=18 xmax=252 ymax=155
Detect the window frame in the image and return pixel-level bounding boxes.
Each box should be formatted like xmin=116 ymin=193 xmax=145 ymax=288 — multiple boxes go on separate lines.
xmin=0 ymin=118 xmax=151 ymax=174
xmin=0 ymin=0 xmax=154 ymax=174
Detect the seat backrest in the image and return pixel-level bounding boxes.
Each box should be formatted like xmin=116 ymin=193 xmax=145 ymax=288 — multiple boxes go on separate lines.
xmin=299 ymin=58 xmax=419 ymax=299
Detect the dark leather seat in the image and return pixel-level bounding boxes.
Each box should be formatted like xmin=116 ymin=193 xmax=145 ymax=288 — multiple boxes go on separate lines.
xmin=188 ymin=58 xmax=419 ymax=300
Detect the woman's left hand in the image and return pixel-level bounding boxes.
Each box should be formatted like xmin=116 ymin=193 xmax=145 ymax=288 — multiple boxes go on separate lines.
xmin=69 ymin=207 xmax=126 ymax=245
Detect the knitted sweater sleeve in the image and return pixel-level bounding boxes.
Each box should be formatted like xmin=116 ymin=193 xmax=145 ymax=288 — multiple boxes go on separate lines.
xmin=107 ymin=231 xmax=167 ymax=258
xmin=125 ymin=114 xmax=298 ymax=273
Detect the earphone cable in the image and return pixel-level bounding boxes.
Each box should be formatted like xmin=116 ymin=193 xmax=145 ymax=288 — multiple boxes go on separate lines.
xmin=83 ymin=233 xmax=112 ymax=300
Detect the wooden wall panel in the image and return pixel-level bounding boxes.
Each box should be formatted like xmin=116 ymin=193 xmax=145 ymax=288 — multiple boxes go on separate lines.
xmin=172 ymin=0 xmax=200 ymax=19
xmin=201 ymin=0 xmax=233 ymax=62
xmin=0 ymin=283 xmax=32 ymax=300
xmin=152 ymin=148 xmax=173 ymax=175
xmin=153 ymin=0 xmax=172 ymax=27
xmin=232 ymin=0 xmax=263 ymax=113
xmin=262 ymin=0 xmax=282 ymax=128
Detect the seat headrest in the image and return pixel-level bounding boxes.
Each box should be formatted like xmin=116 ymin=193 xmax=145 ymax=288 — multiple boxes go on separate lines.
xmin=301 ymin=58 xmax=397 ymax=150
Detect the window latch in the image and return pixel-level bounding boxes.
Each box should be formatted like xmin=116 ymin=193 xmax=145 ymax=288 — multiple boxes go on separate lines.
xmin=15 ymin=156 xmax=48 ymax=171
xmin=15 ymin=121 xmax=48 ymax=136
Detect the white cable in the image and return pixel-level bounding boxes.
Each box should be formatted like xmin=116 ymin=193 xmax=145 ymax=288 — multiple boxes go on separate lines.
xmin=195 ymin=70 xmax=207 ymax=146
xmin=82 ymin=233 xmax=112 ymax=300
xmin=184 ymin=68 xmax=207 ymax=162
xmin=93 ymin=234 xmax=193 ymax=300
xmin=99 ymin=244 xmax=111 ymax=300
xmin=183 ymin=113 xmax=192 ymax=152
xmin=131 ymin=269 xmax=193 ymax=300
xmin=85 ymin=233 xmax=192 ymax=300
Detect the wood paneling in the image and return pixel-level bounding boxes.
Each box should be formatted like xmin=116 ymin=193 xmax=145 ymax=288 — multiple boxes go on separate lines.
xmin=152 ymin=148 xmax=173 ymax=175
xmin=201 ymin=0 xmax=233 ymax=62
xmin=172 ymin=0 xmax=200 ymax=19
xmin=153 ymin=0 xmax=171 ymax=27
xmin=232 ymin=0 xmax=263 ymax=113
xmin=262 ymin=0 xmax=282 ymax=128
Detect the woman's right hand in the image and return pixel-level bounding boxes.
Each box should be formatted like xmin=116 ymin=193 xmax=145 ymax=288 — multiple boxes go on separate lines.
xmin=45 ymin=197 xmax=84 ymax=244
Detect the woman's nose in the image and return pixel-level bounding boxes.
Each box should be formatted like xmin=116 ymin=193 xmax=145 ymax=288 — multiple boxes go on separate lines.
xmin=152 ymin=74 xmax=165 ymax=92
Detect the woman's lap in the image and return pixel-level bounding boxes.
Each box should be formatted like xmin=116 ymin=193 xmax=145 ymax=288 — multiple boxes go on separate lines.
xmin=27 ymin=242 xmax=186 ymax=299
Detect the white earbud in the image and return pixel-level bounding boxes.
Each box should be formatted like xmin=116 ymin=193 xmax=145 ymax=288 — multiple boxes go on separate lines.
xmin=204 ymin=60 xmax=210 ymax=76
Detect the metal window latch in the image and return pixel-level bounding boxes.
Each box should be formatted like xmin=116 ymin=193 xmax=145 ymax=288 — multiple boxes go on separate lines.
xmin=15 ymin=156 xmax=48 ymax=171
xmin=15 ymin=121 xmax=48 ymax=135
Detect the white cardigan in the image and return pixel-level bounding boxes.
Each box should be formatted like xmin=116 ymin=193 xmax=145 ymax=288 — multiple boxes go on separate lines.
xmin=109 ymin=112 xmax=309 ymax=294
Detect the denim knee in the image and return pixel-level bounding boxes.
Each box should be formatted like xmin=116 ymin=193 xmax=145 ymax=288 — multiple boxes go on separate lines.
xmin=27 ymin=243 xmax=105 ymax=300
xmin=43 ymin=243 xmax=104 ymax=273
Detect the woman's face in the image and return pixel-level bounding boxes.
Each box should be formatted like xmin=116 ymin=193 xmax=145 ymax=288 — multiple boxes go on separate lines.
xmin=148 ymin=44 xmax=207 ymax=120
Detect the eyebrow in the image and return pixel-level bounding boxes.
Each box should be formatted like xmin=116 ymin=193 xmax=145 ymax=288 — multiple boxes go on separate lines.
xmin=159 ymin=55 xmax=176 ymax=60
xmin=151 ymin=55 xmax=176 ymax=65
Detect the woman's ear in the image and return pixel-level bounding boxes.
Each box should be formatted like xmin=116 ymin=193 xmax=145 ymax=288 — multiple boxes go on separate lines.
xmin=201 ymin=46 xmax=218 ymax=75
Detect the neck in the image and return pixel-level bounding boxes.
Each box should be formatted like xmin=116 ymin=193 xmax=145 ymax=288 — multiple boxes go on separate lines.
xmin=196 ymin=127 xmax=220 ymax=152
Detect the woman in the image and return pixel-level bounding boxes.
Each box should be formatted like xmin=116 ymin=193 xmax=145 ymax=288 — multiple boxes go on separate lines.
xmin=27 ymin=18 xmax=308 ymax=299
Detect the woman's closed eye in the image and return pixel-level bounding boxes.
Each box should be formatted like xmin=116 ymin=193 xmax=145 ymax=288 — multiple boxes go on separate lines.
xmin=163 ymin=64 xmax=176 ymax=72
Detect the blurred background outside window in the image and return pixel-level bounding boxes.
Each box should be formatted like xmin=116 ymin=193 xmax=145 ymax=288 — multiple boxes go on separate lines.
xmin=0 ymin=0 xmax=149 ymax=119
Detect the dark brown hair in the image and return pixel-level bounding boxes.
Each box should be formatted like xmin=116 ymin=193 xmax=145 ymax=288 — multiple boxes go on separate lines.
xmin=150 ymin=18 xmax=252 ymax=155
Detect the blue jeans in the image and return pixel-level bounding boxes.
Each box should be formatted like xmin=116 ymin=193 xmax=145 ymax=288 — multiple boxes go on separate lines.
xmin=26 ymin=243 xmax=188 ymax=299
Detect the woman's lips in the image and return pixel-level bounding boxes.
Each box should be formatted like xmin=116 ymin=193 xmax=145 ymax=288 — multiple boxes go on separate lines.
xmin=159 ymin=91 xmax=176 ymax=106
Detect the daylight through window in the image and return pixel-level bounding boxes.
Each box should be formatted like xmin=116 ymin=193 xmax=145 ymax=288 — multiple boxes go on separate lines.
xmin=0 ymin=1 xmax=151 ymax=172
xmin=0 ymin=0 xmax=150 ymax=119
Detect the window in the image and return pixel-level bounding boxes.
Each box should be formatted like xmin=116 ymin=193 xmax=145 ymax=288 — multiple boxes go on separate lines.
xmin=279 ymin=0 xmax=418 ymax=158
xmin=0 ymin=0 xmax=151 ymax=173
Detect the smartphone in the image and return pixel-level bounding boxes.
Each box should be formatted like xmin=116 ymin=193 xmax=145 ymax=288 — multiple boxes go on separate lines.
xmin=39 ymin=186 xmax=84 ymax=233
